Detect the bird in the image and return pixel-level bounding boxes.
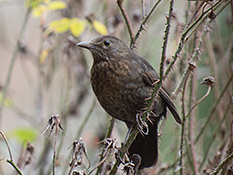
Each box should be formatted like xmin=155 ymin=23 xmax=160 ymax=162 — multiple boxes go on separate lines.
xmin=77 ymin=35 xmax=181 ymax=169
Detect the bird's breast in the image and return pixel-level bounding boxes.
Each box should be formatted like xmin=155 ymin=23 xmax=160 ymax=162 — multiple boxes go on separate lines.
xmin=90 ymin=60 xmax=149 ymax=123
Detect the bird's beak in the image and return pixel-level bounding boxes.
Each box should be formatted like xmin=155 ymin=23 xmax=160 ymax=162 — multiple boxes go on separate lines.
xmin=76 ymin=42 xmax=93 ymax=50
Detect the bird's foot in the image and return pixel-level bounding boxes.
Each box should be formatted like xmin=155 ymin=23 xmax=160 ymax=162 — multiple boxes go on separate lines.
xmin=136 ymin=113 xmax=149 ymax=135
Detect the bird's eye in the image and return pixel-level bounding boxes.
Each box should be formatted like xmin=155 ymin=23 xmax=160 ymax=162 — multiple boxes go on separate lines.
xmin=103 ymin=40 xmax=110 ymax=47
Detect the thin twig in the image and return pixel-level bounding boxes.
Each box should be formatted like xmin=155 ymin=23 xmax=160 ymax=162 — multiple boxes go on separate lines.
xmin=6 ymin=160 xmax=23 ymax=175
xmin=160 ymin=0 xmax=174 ymax=80
xmin=179 ymin=68 xmax=190 ymax=175
xmin=117 ymin=0 xmax=134 ymax=46
xmin=131 ymin=0 xmax=162 ymax=49
xmin=52 ymin=127 xmax=58 ymax=175
xmin=0 ymin=130 xmax=13 ymax=161
xmin=164 ymin=0 xmax=224 ymax=79
xmin=188 ymin=74 xmax=199 ymax=175
xmin=185 ymin=85 xmax=211 ymax=119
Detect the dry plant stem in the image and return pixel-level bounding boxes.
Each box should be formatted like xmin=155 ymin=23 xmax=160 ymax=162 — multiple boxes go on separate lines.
xmin=184 ymin=0 xmax=226 ymax=41
xmin=195 ymin=71 xmax=233 ymax=144
xmin=160 ymin=0 xmax=174 ymax=80
xmin=0 ymin=130 xmax=13 ymax=161
xmin=131 ymin=0 xmax=162 ymax=49
xmin=0 ymin=130 xmax=23 ymax=175
xmin=117 ymin=0 xmax=134 ymax=46
xmin=172 ymin=19 xmax=208 ymax=99
xmin=179 ymin=69 xmax=191 ymax=175
xmin=56 ymin=73 xmax=72 ymax=171
xmin=52 ymin=127 xmax=59 ymax=175
xmin=164 ymin=0 xmax=224 ymax=79
xmin=185 ymin=85 xmax=211 ymax=119
xmin=185 ymin=1 xmax=205 ymax=28
xmin=188 ymin=74 xmax=199 ymax=175
xmin=199 ymin=100 xmax=232 ymax=171
xmin=95 ymin=118 xmax=115 ymax=175
xmin=210 ymin=152 xmax=233 ymax=175
xmin=0 ymin=7 xmax=31 ymax=125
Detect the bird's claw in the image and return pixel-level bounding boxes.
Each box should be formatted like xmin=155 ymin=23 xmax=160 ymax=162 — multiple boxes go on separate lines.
xmin=136 ymin=113 xmax=149 ymax=135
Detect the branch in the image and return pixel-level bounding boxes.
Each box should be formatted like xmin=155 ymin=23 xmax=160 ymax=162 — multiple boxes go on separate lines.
xmin=160 ymin=0 xmax=174 ymax=80
xmin=164 ymin=0 xmax=224 ymax=79
xmin=131 ymin=0 xmax=162 ymax=48
xmin=117 ymin=0 xmax=134 ymax=46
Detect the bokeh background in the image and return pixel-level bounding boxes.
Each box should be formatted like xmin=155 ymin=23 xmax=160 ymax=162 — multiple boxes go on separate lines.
xmin=0 ymin=0 xmax=232 ymax=174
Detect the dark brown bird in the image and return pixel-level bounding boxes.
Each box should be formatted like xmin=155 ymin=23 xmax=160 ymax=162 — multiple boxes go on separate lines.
xmin=77 ymin=35 xmax=181 ymax=169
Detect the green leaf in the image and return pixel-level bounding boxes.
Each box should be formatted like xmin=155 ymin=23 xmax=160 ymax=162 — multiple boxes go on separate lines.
xmin=49 ymin=18 xmax=70 ymax=33
xmin=8 ymin=127 xmax=38 ymax=143
xmin=47 ymin=1 xmax=66 ymax=10
xmin=92 ymin=20 xmax=108 ymax=35
xmin=70 ymin=18 xmax=85 ymax=37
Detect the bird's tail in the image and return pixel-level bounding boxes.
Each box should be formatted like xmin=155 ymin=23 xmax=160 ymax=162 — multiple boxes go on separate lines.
xmin=128 ymin=121 xmax=158 ymax=169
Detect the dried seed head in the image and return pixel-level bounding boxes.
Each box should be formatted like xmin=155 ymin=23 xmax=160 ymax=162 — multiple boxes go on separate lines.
xmin=188 ymin=61 xmax=196 ymax=71
xmin=201 ymin=76 xmax=215 ymax=87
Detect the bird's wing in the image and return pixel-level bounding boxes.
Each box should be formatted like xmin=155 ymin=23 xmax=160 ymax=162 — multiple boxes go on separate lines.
xmin=137 ymin=56 xmax=181 ymax=125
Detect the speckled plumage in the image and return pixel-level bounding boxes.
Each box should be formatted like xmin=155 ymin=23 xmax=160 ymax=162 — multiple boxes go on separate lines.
xmin=77 ymin=35 xmax=181 ymax=169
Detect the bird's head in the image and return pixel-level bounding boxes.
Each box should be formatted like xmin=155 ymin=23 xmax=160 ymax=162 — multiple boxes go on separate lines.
xmin=77 ymin=35 xmax=132 ymax=64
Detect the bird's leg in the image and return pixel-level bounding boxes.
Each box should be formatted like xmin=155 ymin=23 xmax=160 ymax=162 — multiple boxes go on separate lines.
xmin=135 ymin=113 xmax=149 ymax=135
xmin=124 ymin=126 xmax=134 ymax=144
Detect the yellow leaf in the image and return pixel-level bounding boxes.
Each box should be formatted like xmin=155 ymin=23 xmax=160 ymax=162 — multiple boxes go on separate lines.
xmin=49 ymin=18 xmax=70 ymax=33
xmin=42 ymin=0 xmax=50 ymax=4
xmin=70 ymin=18 xmax=85 ymax=37
xmin=48 ymin=1 xmax=66 ymax=10
xmin=32 ymin=4 xmax=48 ymax=17
xmin=40 ymin=49 xmax=49 ymax=64
xmin=0 ymin=93 xmax=13 ymax=107
xmin=92 ymin=20 xmax=108 ymax=35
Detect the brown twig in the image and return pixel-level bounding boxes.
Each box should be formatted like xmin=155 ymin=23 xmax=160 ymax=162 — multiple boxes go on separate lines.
xmin=117 ymin=0 xmax=134 ymax=47
xmin=131 ymin=0 xmax=162 ymax=49
xmin=160 ymin=0 xmax=174 ymax=80
xmin=179 ymin=66 xmax=191 ymax=175
xmin=185 ymin=84 xmax=212 ymax=119
xmin=188 ymin=74 xmax=199 ymax=175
